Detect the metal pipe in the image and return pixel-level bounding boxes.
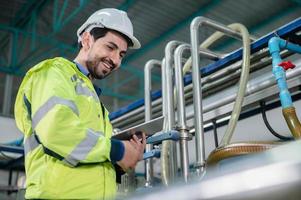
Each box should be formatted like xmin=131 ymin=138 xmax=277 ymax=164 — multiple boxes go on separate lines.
xmin=190 ymin=18 xmax=206 ymax=174
xmin=144 ymin=59 xmax=162 ymax=187
xmin=190 ymin=17 xmax=252 ymax=172
xmin=161 ymin=58 xmax=167 ymax=125
xmin=161 ymin=57 xmax=170 ymax=186
xmin=203 ymin=65 xmax=301 ymax=113
xmin=165 ymin=41 xmax=182 ymax=130
xmin=111 ymin=49 xmax=288 ymax=128
xmin=174 ymin=43 xmax=191 ymax=183
xmin=196 ymin=18 xmax=244 ymax=41
xmin=161 ymin=41 xmax=182 ymax=185
xmin=199 ymin=47 xmax=222 ymax=61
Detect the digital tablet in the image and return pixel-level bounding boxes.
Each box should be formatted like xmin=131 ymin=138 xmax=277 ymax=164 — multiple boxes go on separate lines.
xmin=112 ymin=116 xmax=164 ymax=140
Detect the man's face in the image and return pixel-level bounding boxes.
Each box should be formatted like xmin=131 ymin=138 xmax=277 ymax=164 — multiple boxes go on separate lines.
xmin=85 ymin=31 xmax=128 ymax=79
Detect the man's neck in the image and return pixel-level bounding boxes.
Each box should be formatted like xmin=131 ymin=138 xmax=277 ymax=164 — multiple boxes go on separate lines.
xmin=74 ymin=57 xmax=93 ymax=80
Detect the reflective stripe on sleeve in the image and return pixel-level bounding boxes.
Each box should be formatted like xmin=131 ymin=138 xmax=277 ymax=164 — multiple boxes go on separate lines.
xmin=24 ymin=133 xmax=40 ymax=156
xmin=63 ymin=129 xmax=104 ymax=167
xmin=32 ymin=96 xmax=79 ymax=129
xmin=75 ymin=83 xmax=99 ymax=101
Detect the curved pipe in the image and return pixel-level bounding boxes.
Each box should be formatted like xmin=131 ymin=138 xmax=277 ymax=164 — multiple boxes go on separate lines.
xmin=174 ymin=43 xmax=222 ymax=181
xmin=144 ymin=59 xmax=162 ymax=187
xmin=190 ymin=17 xmax=251 ymax=172
xmin=183 ymin=23 xmax=252 ymax=75
xmin=268 ymin=37 xmax=301 ymax=139
xmin=161 ymin=41 xmax=182 ymax=186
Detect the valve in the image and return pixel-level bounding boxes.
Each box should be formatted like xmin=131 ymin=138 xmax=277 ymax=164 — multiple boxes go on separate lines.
xmin=278 ymin=61 xmax=296 ymax=71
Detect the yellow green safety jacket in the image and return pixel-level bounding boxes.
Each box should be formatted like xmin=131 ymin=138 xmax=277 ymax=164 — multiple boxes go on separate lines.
xmin=15 ymin=57 xmax=119 ymax=199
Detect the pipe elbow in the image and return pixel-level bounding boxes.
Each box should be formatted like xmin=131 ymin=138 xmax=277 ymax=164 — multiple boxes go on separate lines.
xmin=268 ymin=37 xmax=281 ymax=54
xmin=190 ymin=16 xmax=206 ymax=31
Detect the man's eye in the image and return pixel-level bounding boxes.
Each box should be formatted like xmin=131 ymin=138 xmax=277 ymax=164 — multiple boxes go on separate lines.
xmin=107 ymin=45 xmax=113 ymax=50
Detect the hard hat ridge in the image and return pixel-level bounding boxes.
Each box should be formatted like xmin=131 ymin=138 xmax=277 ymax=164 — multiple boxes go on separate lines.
xmin=77 ymin=8 xmax=141 ymax=49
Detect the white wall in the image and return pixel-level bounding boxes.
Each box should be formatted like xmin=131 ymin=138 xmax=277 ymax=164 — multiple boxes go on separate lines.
xmin=0 ymin=116 xmax=22 ymax=143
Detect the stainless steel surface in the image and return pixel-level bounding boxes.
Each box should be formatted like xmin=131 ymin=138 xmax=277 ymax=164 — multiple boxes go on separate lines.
xmin=162 ymin=41 xmax=183 ymax=185
xmin=164 ymin=41 xmax=182 ymax=131
xmin=111 ymin=49 xmax=291 ymax=130
xmin=144 ymin=59 xmax=162 ymax=187
xmin=185 ymin=57 xmax=301 ymax=127
xmin=199 ymin=47 xmax=223 ymax=61
xmin=161 ymin=58 xmax=167 ymax=126
xmin=190 ymin=17 xmax=206 ymax=172
xmin=174 ymin=43 xmax=191 ymax=183
xmin=129 ymin=140 xmax=301 ymax=200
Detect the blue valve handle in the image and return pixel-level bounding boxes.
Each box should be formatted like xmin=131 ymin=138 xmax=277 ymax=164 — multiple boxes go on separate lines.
xmin=143 ymin=149 xmax=161 ymax=160
xmin=146 ymin=130 xmax=180 ymax=144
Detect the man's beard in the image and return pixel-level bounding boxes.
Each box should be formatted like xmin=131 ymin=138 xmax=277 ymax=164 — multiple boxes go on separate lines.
xmin=86 ymin=57 xmax=114 ymax=80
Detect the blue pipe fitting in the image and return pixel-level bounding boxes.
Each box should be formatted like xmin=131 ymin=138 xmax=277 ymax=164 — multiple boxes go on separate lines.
xmin=143 ymin=149 xmax=161 ymax=160
xmin=146 ymin=130 xmax=180 ymax=144
xmin=268 ymin=37 xmax=301 ymax=108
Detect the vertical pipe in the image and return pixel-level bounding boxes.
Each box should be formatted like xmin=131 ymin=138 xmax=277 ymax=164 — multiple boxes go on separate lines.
xmin=165 ymin=41 xmax=182 ymax=131
xmin=144 ymin=59 xmax=161 ymax=187
xmin=190 ymin=17 xmax=251 ymax=169
xmin=268 ymin=37 xmax=301 ymax=138
xmin=161 ymin=58 xmax=167 ymax=125
xmin=269 ymin=37 xmax=301 ymax=109
xmin=160 ymin=58 xmax=169 ymax=185
xmin=174 ymin=43 xmax=191 ymax=183
xmin=190 ymin=17 xmax=206 ymax=174
xmin=161 ymin=41 xmax=182 ymax=185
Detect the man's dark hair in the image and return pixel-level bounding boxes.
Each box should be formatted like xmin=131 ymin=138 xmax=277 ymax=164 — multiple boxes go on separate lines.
xmin=78 ymin=27 xmax=133 ymax=49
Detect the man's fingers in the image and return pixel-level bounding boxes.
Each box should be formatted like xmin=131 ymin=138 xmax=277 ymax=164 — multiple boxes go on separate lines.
xmin=142 ymin=132 xmax=146 ymax=147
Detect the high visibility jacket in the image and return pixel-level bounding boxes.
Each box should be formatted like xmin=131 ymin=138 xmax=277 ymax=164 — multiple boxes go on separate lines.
xmin=15 ymin=57 xmax=116 ymax=199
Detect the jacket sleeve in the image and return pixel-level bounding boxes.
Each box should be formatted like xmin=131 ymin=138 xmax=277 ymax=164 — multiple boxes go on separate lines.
xmin=29 ymin=62 xmax=113 ymax=167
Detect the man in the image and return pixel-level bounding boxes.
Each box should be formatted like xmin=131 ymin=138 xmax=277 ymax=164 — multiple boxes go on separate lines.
xmin=14 ymin=8 xmax=146 ymax=199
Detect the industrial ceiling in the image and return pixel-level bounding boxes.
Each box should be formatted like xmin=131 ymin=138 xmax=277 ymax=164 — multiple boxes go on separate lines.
xmin=0 ymin=0 xmax=300 ymax=116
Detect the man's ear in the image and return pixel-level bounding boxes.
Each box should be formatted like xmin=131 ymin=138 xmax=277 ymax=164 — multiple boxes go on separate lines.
xmin=81 ymin=32 xmax=92 ymax=51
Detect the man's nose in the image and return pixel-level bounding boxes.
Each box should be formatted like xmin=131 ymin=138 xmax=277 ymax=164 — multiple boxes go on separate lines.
xmin=110 ymin=51 xmax=121 ymax=67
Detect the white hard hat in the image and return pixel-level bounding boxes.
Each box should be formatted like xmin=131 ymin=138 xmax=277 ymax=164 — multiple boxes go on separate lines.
xmin=77 ymin=8 xmax=141 ymax=49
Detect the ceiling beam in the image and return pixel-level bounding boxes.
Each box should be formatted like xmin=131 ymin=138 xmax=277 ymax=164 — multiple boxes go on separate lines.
xmin=215 ymin=5 xmax=300 ymax=52
xmin=123 ymin=0 xmax=221 ymax=64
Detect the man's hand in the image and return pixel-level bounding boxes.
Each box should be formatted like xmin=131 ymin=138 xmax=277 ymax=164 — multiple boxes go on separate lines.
xmin=117 ymin=132 xmax=146 ymax=171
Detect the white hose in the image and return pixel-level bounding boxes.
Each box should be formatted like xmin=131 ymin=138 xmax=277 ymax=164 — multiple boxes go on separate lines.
xmin=181 ymin=23 xmax=251 ymax=146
